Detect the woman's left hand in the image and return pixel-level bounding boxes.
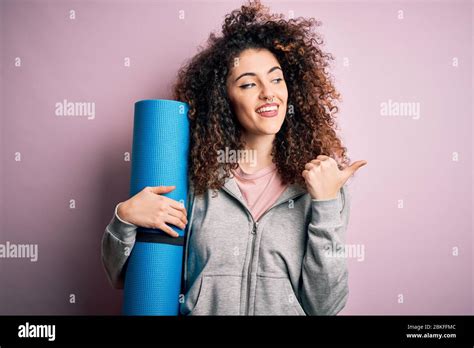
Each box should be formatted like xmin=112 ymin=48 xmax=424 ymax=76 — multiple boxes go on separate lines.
xmin=302 ymin=155 xmax=368 ymax=200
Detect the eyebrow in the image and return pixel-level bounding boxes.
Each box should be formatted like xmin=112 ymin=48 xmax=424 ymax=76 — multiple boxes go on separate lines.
xmin=234 ymin=66 xmax=282 ymax=82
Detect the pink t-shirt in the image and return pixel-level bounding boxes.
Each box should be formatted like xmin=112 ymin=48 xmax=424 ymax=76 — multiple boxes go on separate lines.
xmin=232 ymin=162 xmax=288 ymax=221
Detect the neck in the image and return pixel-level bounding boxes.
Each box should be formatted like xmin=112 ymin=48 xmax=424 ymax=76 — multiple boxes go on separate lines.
xmin=239 ymin=132 xmax=275 ymax=174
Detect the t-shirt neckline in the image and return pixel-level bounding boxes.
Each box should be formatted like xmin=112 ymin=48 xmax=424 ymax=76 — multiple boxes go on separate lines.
xmin=234 ymin=162 xmax=277 ymax=180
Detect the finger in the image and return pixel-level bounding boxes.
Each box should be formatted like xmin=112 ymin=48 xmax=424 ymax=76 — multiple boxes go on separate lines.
xmin=168 ymin=207 xmax=188 ymax=225
xmin=305 ymin=160 xmax=321 ymax=170
xmin=304 ymin=163 xmax=315 ymax=170
xmin=148 ymin=186 xmax=176 ymax=195
xmin=162 ymin=196 xmax=187 ymax=216
xmin=309 ymin=159 xmax=322 ymax=167
xmin=158 ymin=222 xmax=180 ymax=237
xmin=165 ymin=215 xmax=186 ymax=230
xmin=343 ymin=160 xmax=368 ymax=178
xmin=302 ymin=169 xmax=309 ymax=179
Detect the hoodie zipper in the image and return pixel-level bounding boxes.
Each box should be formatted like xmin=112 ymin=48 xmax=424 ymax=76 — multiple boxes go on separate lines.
xmin=182 ymin=188 xmax=196 ymax=296
xmin=245 ymin=221 xmax=258 ymax=315
xmin=221 ymin=186 xmax=305 ymax=315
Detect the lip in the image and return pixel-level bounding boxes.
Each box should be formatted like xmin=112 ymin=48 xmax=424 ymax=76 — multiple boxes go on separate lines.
xmin=255 ymin=102 xmax=279 ymax=112
xmin=255 ymin=102 xmax=279 ymax=118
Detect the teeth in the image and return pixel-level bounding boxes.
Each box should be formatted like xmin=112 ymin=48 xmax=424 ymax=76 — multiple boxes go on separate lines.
xmin=257 ymin=105 xmax=278 ymax=113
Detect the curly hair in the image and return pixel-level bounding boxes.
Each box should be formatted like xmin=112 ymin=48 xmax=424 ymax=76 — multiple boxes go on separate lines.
xmin=173 ymin=0 xmax=350 ymax=196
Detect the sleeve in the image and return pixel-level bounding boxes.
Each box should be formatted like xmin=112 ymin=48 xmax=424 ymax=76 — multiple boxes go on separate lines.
xmin=101 ymin=202 xmax=138 ymax=289
xmin=299 ymin=183 xmax=351 ymax=315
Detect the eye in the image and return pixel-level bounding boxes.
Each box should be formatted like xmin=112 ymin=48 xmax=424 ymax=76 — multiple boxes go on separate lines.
xmin=239 ymin=83 xmax=256 ymax=89
xmin=272 ymin=78 xmax=283 ymax=84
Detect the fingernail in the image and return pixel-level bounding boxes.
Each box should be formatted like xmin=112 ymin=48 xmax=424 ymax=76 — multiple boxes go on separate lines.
xmin=174 ymin=232 xmax=179 ymax=237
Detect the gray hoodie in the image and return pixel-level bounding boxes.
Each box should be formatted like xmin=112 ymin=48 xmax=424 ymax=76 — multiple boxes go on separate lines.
xmin=101 ymin=176 xmax=351 ymax=316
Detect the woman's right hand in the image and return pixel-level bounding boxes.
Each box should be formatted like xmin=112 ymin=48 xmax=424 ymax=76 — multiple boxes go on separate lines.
xmin=117 ymin=186 xmax=187 ymax=238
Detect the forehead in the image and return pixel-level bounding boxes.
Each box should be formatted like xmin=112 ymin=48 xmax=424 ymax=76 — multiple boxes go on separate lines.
xmin=230 ymin=48 xmax=280 ymax=74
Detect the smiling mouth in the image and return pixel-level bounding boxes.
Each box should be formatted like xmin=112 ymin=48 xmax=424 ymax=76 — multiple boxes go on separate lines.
xmin=256 ymin=104 xmax=279 ymax=118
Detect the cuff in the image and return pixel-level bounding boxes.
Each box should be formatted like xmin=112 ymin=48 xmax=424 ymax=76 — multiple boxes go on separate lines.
xmin=310 ymin=190 xmax=343 ymax=225
xmin=106 ymin=203 xmax=138 ymax=243
xmin=114 ymin=202 xmax=137 ymax=227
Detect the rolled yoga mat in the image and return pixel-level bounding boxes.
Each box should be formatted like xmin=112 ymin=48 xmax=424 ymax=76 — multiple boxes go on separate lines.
xmin=122 ymin=99 xmax=190 ymax=315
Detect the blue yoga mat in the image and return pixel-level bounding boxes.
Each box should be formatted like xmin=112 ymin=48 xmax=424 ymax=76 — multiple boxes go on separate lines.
xmin=122 ymin=99 xmax=189 ymax=316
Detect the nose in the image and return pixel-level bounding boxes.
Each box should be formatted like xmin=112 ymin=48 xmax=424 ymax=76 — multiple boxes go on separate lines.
xmin=259 ymin=81 xmax=275 ymax=102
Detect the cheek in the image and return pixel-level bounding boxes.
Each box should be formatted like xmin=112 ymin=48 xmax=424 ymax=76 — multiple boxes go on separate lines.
xmin=231 ymin=100 xmax=254 ymax=127
xmin=236 ymin=109 xmax=254 ymax=128
xmin=234 ymin=94 xmax=257 ymax=117
xmin=238 ymin=99 xmax=255 ymax=114
xmin=279 ymin=84 xmax=288 ymax=102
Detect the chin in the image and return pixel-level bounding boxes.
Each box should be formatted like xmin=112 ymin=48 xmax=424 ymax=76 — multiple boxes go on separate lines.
xmin=259 ymin=125 xmax=283 ymax=135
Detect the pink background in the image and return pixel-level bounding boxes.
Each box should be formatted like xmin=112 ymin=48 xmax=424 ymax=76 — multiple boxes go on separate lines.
xmin=0 ymin=0 xmax=472 ymax=314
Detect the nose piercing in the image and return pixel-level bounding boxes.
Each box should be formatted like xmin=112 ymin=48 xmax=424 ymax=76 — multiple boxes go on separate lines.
xmin=267 ymin=97 xmax=274 ymax=102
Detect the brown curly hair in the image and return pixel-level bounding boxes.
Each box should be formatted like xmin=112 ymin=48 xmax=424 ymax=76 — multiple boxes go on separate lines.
xmin=173 ymin=0 xmax=350 ymax=196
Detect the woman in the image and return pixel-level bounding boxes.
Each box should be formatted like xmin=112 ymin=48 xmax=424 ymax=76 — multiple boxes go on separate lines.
xmin=102 ymin=0 xmax=367 ymax=315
